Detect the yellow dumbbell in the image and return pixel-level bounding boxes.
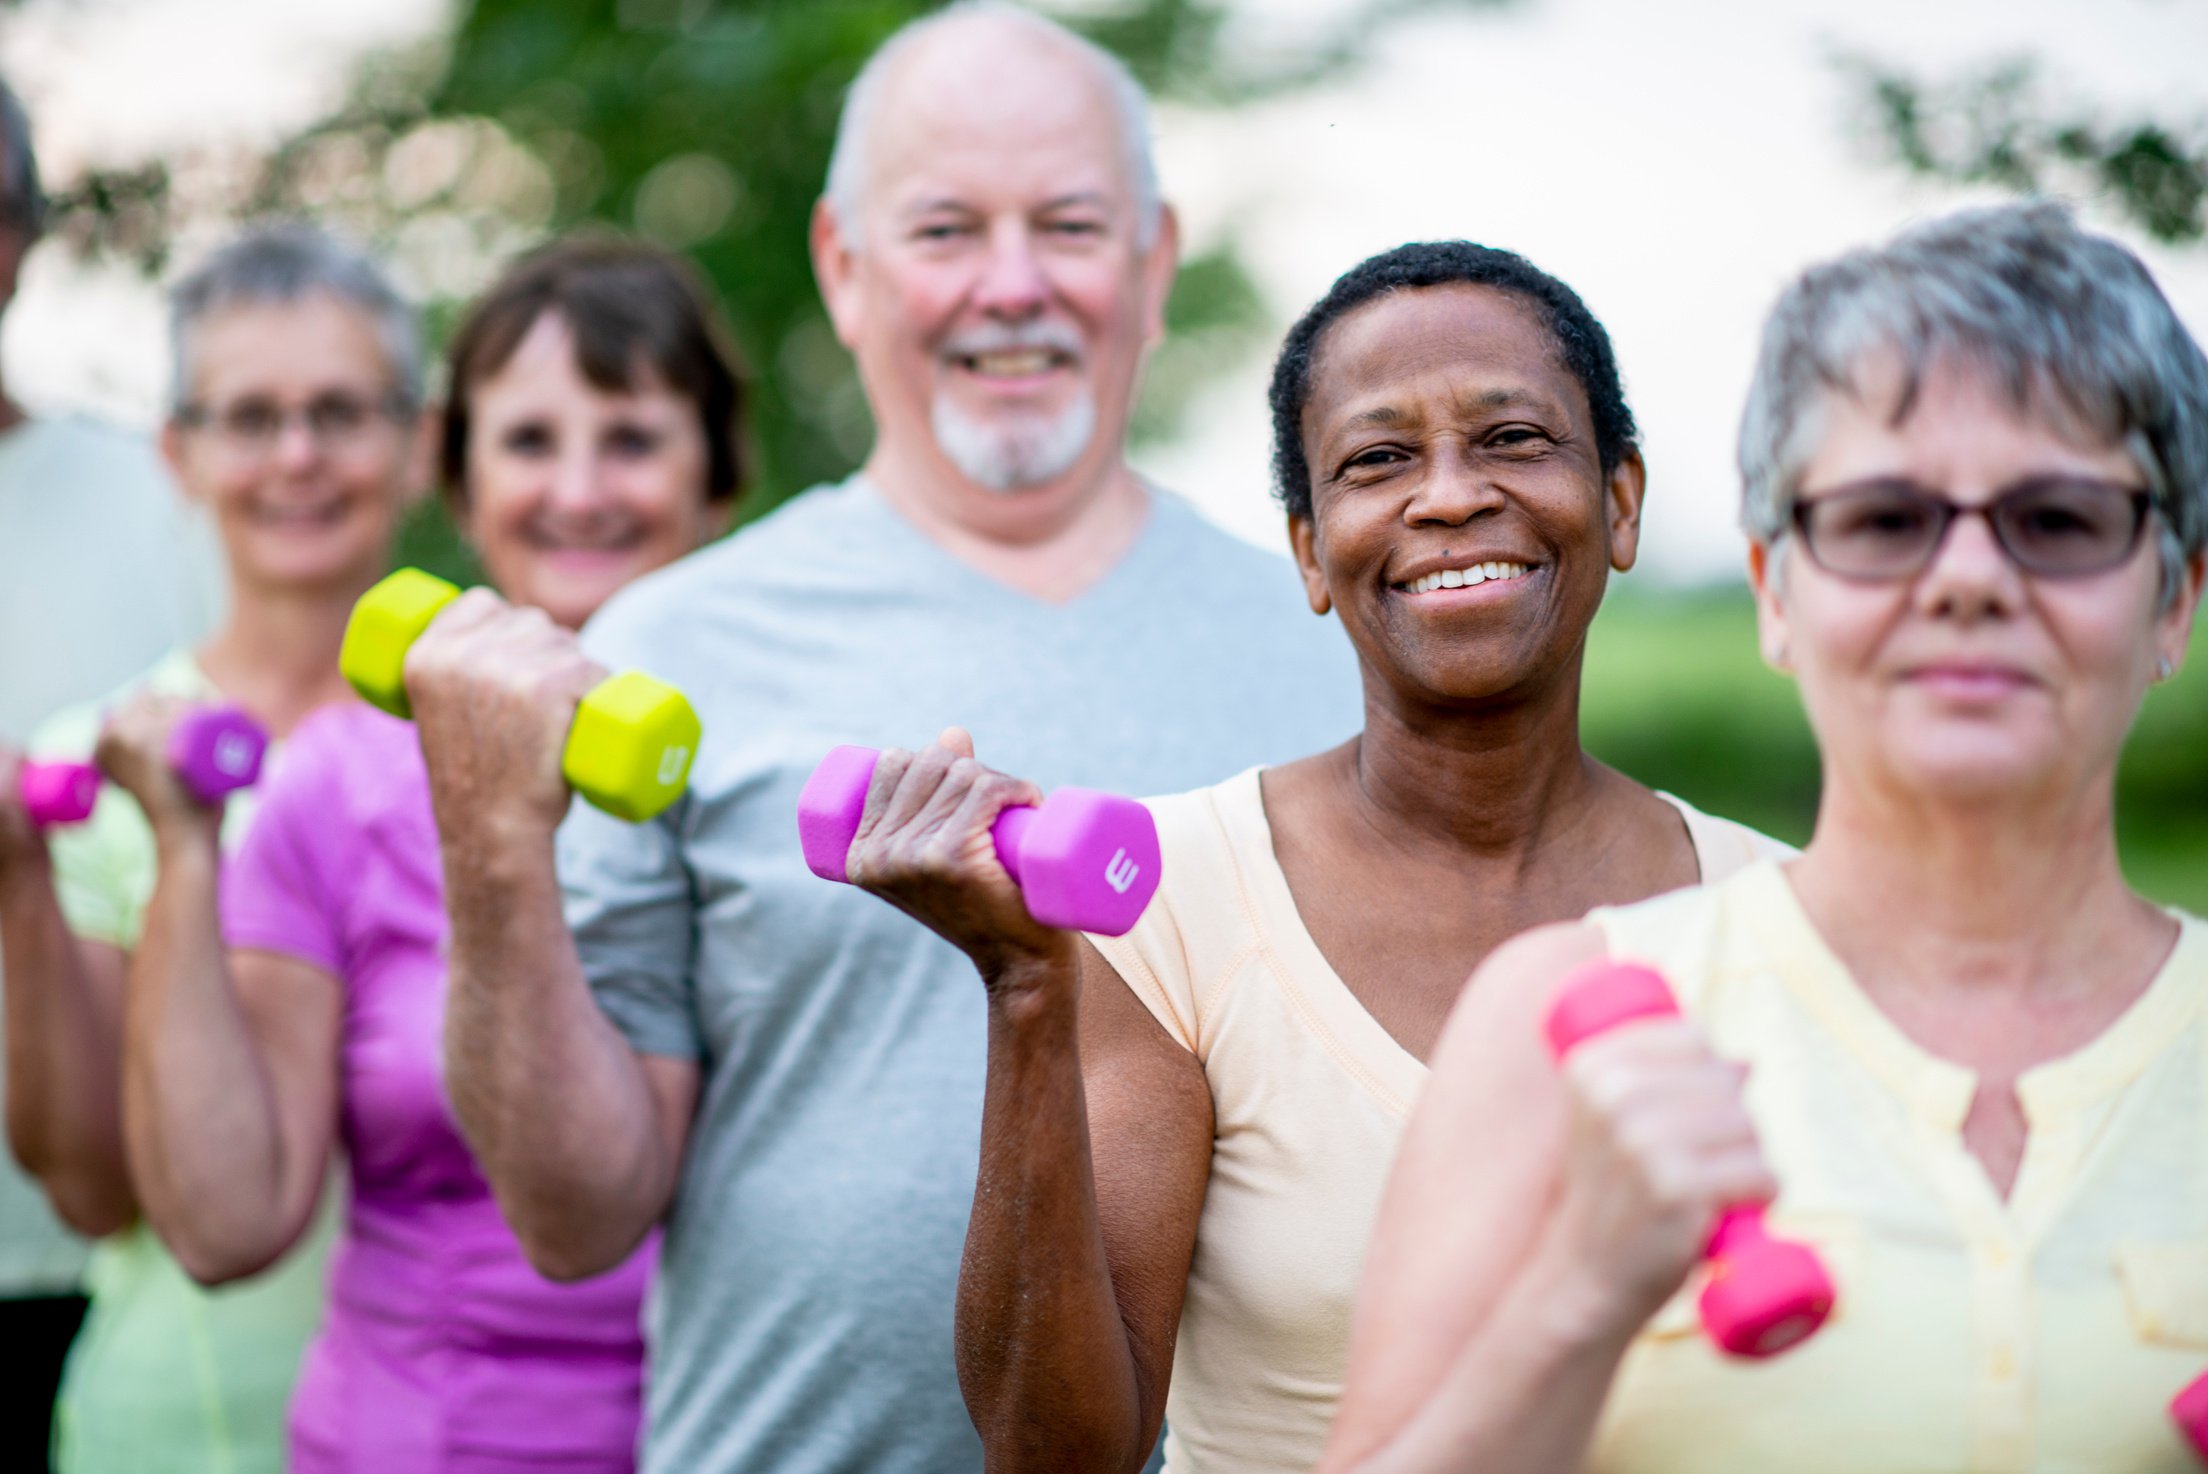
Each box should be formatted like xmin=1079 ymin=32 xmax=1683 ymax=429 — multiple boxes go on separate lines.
xmin=341 ymin=568 xmax=701 ymax=823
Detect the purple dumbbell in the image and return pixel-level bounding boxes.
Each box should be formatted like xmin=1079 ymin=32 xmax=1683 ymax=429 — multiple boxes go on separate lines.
xmin=796 ymin=744 xmax=1162 ymax=937
xmin=15 ymin=705 xmax=266 ymax=831
xmin=166 ymin=704 xmax=268 ymax=803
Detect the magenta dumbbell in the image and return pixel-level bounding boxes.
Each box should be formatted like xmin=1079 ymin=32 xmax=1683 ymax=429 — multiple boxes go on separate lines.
xmin=165 ymin=704 xmax=267 ymax=803
xmin=1544 ymin=960 xmax=1835 ymax=1359
xmin=14 ymin=705 xmax=266 ymax=831
xmin=2175 ymin=1369 xmax=2208 ymax=1462
xmin=18 ymin=761 xmax=101 ymax=827
xmin=796 ymin=745 xmax=1162 ymax=936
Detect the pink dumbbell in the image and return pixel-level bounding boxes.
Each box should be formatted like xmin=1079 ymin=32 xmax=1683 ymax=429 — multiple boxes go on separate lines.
xmin=2175 ymin=1369 xmax=2208 ymax=1462
xmin=15 ymin=705 xmax=267 ymax=830
xmin=796 ymin=744 xmax=1162 ymax=936
xmin=18 ymin=761 xmax=100 ymax=826
xmin=1544 ymin=960 xmax=1835 ymax=1359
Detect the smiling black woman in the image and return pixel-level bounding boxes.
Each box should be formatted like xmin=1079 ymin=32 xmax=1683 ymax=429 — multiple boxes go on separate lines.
xmin=834 ymin=240 xmax=1792 ymax=1474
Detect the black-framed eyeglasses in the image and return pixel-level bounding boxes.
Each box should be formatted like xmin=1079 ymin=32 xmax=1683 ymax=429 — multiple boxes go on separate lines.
xmin=1789 ymin=476 xmax=2154 ymax=582
xmin=177 ymin=392 xmax=409 ymax=457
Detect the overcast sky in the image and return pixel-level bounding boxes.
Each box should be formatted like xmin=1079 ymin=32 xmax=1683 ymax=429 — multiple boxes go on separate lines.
xmin=5 ymin=0 xmax=2204 ymax=582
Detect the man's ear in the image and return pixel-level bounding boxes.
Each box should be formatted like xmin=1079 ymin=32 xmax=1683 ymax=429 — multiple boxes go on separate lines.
xmin=1605 ymin=448 xmax=1648 ymax=574
xmin=1287 ymin=511 xmax=1332 ymax=616
xmin=1137 ymin=203 xmax=1181 ymax=347
xmin=811 ymin=198 xmax=864 ymax=349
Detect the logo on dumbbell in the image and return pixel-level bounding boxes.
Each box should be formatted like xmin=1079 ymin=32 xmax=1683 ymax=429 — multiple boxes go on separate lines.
xmin=1103 ymin=848 xmax=1140 ymax=895
xmin=213 ymin=731 xmax=258 ymax=778
xmin=657 ymin=746 xmax=689 ymax=787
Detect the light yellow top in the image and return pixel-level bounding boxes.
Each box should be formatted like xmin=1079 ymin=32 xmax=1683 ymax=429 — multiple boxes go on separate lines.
xmin=33 ymin=650 xmax=333 ymax=1474
xmin=1090 ymin=767 xmax=1791 ymax=1474
xmin=1582 ymin=859 xmax=2208 ymax=1474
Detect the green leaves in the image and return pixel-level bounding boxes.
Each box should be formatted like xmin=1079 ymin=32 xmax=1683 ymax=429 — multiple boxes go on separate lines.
xmin=1843 ymin=54 xmax=2207 ymax=246
xmin=44 ymin=0 xmax=1506 ymax=538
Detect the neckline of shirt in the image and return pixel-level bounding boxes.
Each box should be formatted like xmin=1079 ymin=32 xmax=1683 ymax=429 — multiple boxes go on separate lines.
xmin=1734 ymin=858 xmax=2206 ymax=1131
xmin=845 ymin=472 xmax=1170 ymax=615
xmin=1214 ymin=772 xmax=1749 ymax=1119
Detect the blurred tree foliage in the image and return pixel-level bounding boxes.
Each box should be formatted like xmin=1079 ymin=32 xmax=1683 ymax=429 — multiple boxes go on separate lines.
xmin=1842 ymin=54 xmax=2207 ymax=245
xmin=1580 ymin=587 xmax=2208 ymax=914
xmin=44 ymin=0 xmax=1501 ymax=581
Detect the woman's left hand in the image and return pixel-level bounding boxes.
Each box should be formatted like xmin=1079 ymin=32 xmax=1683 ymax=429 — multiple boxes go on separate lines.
xmin=95 ymin=691 xmax=221 ymax=842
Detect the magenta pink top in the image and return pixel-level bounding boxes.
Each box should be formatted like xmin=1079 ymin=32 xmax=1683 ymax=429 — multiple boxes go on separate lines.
xmin=223 ymin=703 xmax=654 ymax=1473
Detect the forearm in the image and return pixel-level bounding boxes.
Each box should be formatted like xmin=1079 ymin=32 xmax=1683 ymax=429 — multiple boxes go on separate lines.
xmin=1320 ymin=1246 xmax=1643 ymax=1474
xmin=0 ymin=860 xmax=133 ymax=1233
xmin=122 ymin=836 xmax=307 ymax=1281
xmin=957 ymin=973 xmax=1152 ymax=1474
xmin=442 ymin=824 xmax=674 ymax=1280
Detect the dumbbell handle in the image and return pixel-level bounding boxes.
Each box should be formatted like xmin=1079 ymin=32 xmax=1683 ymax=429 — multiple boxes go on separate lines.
xmin=1545 ymin=960 xmax=1834 ymax=1358
xmin=799 ymin=746 xmax=1046 ymax=886
xmin=16 ymin=706 xmax=267 ymax=830
xmin=342 ymin=569 xmax=699 ymax=824
xmin=797 ymin=745 xmax=1159 ymax=936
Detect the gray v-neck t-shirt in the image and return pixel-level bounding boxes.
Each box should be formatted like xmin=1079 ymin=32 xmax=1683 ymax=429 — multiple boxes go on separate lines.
xmin=558 ymin=478 xmax=1362 ymax=1473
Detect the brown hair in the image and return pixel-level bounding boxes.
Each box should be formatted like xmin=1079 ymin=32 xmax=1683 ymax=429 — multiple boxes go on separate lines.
xmin=441 ymin=233 xmax=748 ymax=507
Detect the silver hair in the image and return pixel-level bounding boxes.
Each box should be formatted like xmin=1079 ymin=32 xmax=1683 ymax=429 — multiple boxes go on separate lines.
xmin=168 ymin=220 xmax=423 ymax=417
xmin=822 ymin=1 xmax=1163 ymax=253
xmin=1738 ymin=201 xmax=2208 ymax=603
xmin=0 ymin=75 xmax=45 ymax=239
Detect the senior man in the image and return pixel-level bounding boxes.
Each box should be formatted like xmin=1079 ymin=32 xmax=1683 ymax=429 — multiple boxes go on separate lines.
xmin=420 ymin=5 xmax=1360 ymax=1471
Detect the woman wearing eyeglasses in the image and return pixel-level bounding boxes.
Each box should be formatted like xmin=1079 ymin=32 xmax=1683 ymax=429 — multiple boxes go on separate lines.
xmin=87 ymin=235 xmax=745 ymax=1474
xmin=0 ymin=223 xmax=423 ymax=1474
xmin=1320 ymin=202 xmax=2207 ymax=1474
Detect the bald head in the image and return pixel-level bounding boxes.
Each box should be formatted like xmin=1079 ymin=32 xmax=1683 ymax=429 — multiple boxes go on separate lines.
xmin=824 ymin=2 xmax=1161 ymax=252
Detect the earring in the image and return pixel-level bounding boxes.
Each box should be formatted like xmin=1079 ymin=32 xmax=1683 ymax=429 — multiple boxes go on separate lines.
xmin=2157 ymin=655 xmax=2176 ymax=683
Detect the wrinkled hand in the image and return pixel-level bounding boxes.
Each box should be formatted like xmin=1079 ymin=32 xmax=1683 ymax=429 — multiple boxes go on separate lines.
xmin=405 ymin=588 xmax=605 ymax=845
xmin=843 ymin=730 xmax=1069 ymax=989
xmin=96 ymin=691 xmax=219 ymax=843
xmin=1548 ymin=1020 xmax=1777 ymax=1332
xmin=0 ymin=744 xmax=52 ymax=878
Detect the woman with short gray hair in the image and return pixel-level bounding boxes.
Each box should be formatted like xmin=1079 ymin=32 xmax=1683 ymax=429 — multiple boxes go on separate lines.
xmin=0 ymin=219 xmax=426 ymax=1474
xmin=1320 ymin=202 xmax=2207 ymax=1473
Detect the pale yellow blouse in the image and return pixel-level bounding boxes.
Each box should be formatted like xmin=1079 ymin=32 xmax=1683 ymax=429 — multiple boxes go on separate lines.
xmin=1090 ymin=768 xmax=1789 ymax=1474
xmin=1584 ymin=860 xmax=2208 ymax=1473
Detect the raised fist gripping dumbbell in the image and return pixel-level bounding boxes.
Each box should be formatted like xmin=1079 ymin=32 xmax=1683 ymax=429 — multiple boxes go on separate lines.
xmin=798 ymin=744 xmax=1161 ymax=936
xmin=1545 ymin=960 xmax=1836 ymax=1359
xmin=342 ymin=568 xmax=702 ymax=823
xmin=17 ymin=704 xmax=268 ymax=829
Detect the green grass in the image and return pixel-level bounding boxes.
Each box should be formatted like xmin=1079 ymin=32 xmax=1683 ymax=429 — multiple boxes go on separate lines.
xmin=1579 ymin=584 xmax=2208 ymax=915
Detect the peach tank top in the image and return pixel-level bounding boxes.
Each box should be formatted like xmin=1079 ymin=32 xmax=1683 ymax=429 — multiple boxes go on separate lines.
xmin=1090 ymin=767 xmax=1789 ymax=1474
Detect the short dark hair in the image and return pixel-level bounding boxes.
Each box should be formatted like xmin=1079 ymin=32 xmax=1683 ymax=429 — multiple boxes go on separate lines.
xmin=441 ymin=234 xmax=749 ymax=507
xmin=1267 ymin=241 xmax=1639 ymax=519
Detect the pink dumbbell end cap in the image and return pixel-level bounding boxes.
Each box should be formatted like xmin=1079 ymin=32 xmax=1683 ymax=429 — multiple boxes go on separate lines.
xmin=1004 ymin=788 xmax=1161 ymax=937
xmin=21 ymin=761 xmax=99 ymax=827
xmin=1544 ymin=961 xmax=1681 ymax=1058
xmin=797 ymin=745 xmax=882 ymax=884
xmin=2172 ymin=1369 xmax=2208 ymax=1460
xmin=1699 ymin=1211 xmax=1835 ymax=1357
